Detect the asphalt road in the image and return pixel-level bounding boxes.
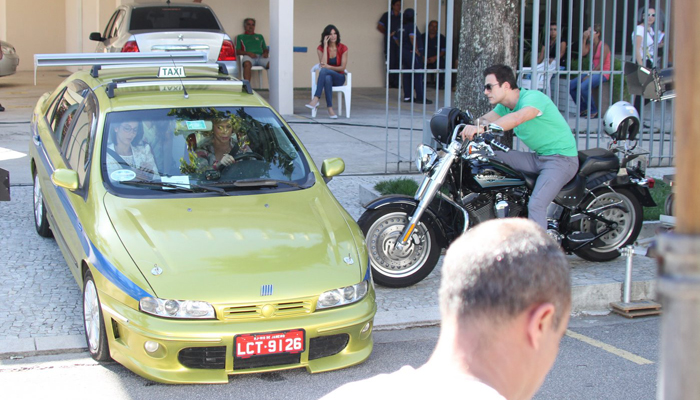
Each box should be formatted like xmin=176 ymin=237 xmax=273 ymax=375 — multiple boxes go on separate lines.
xmin=0 ymin=315 xmax=658 ymax=400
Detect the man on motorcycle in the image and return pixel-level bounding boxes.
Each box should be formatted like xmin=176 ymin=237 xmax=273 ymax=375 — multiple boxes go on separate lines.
xmin=460 ymin=64 xmax=578 ymax=228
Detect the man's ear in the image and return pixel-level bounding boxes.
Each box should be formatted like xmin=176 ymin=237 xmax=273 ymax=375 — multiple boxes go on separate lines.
xmin=526 ymin=303 xmax=556 ymax=350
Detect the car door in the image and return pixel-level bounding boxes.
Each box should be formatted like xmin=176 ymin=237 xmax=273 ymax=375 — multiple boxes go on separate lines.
xmin=37 ymin=80 xmax=93 ymax=272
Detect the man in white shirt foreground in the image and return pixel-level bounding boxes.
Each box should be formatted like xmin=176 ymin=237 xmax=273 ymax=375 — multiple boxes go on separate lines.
xmin=323 ymin=218 xmax=571 ymax=399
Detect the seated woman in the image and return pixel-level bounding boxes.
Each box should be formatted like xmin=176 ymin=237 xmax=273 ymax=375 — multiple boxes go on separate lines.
xmin=538 ymin=23 xmax=567 ymax=67
xmin=305 ymin=24 xmax=348 ymax=119
xmin=195 ymin=117 xmax=251 ymax=170
xmin=106 ymin=118 xmax=159 ymax=180
xmin=569 ymin=24 xmax=611 ymax=118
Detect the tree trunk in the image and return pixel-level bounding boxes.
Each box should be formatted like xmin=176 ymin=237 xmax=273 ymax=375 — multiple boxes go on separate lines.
xmin=455 ymin=0 xmax=519 ymax=146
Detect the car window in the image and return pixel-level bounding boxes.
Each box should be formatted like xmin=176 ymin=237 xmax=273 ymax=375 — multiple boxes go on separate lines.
xmin=62 ymin=92 xmax=98 ymax=187
xmin=102 ymin=107 xmax=311 ymax=195
xmin=129 ymin=7 xmax=221 ymax=31
xmin=111 ymin=10 xmax=125 ymax=38
xmin=49 ymin=81 xmax=89 ymax=147
xmin=103 ymin=11 xmax=119 ymax=39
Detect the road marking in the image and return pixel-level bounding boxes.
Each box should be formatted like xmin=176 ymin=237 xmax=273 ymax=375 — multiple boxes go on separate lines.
xmin=566 ymin=329 xmax=654 ymax=365
xmin=0 ymin=147 xmax=27 ymax=161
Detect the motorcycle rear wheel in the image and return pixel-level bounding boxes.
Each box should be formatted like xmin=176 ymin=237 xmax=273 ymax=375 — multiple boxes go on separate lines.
xmin=573 ymin=188 xmax=643 ymax=262
xmin=358 ymin=207 xmax=441 ymax=288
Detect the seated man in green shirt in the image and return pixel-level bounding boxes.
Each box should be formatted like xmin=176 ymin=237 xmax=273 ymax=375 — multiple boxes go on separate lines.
xmin=460 ymin=64 xmax=579 ymax=229
xmin=236 ymin=18 xmax=270 ymax=82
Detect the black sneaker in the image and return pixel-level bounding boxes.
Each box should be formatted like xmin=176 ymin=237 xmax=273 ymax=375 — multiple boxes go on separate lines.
xmin=416 ymin=98 xmax=433 ymax=105
xmin=0 ymin=104 xmax=4 ymax=112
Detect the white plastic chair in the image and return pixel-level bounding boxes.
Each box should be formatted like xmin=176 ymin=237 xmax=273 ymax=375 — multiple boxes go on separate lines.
xmin=310 ymin=64 xmax=352 ymax=118
xmin=519 ymin=59 xmax=558 ymax=96
xmin=236 ymin=36 xmax=266 ymax=89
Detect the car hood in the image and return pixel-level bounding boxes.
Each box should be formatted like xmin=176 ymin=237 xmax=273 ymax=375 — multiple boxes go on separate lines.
xmin=133 ymin=31 xmax=224 ymax=62
xmin=103 ymin=185 xmax=364 ymax=303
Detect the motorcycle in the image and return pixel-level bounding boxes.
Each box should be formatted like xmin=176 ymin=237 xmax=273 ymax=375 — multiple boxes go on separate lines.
xmin=358 ymin=102 xmax=656 ymax=288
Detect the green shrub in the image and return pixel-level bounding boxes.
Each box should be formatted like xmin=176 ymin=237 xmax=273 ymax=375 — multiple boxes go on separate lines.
xmin=374 ymin=178 xmax=419 ymax=196
xmin=643 ymin=180 xmax=672 ymax=221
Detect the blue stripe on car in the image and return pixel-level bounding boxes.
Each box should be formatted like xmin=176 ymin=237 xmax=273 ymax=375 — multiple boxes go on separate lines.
xmin=34 ymin=139 xmax=151 ymax=301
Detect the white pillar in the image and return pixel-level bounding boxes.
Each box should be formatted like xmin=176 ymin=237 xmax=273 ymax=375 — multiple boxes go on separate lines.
xmin=269 ymin=0 xmax=294 ymax=115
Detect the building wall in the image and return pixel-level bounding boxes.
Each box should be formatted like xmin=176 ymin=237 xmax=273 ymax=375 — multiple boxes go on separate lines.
xmin=3 ymin=0 xmax=449 ymax=88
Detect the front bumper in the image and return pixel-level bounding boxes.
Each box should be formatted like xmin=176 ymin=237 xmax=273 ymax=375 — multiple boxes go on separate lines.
xmin=99 ymin=289 xmax=376 ymax=384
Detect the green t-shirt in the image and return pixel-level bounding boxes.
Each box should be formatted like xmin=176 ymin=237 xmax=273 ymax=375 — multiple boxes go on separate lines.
xmin=236 ymin=33 xmax=267 ymax=55
xmin=493 ymin=89 xmax=577 ymax=157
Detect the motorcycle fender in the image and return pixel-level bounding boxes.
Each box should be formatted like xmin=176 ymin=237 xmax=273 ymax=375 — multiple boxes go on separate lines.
xmin=608 ymin=178 xmax=657 ymax=207
xmin=363 ymin=194 xmax=450 ymax=248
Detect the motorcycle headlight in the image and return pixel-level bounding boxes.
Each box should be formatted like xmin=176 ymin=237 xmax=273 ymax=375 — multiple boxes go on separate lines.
xmin=415 ymin=144 xmax=438 ymax=173
xmin=139 ymin=297 xmax=216 ymax=319
xmin=317 ymin=272 xmax=370 ymax=310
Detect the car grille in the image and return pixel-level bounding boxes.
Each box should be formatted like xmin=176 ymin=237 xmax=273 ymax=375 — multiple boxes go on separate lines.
xmin=220 ymin=299 xmax=313 ymax=320
xmin=233 ymin=353 xmax=301 ymax=370
xmin=308 ymin=334 xmax=350 ymax=360
xmin=178 ymin=346 xmax=227 ymax=369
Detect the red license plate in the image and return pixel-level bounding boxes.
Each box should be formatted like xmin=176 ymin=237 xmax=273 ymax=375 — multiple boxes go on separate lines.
xmin=235 ymin=329 xmax=305 ymax=359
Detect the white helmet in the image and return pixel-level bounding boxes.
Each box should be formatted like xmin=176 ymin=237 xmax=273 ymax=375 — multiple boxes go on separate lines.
xmin=603 ymin=101 xmax=640 ymax=141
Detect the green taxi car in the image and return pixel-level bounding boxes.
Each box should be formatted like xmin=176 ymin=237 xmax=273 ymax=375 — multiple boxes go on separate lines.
xmin=29 ymin=54 xmax=375 ymax=383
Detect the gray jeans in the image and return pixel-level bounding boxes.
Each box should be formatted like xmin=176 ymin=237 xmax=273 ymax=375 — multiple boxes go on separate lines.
xmin=494 ymin=150 xmax=579 ymax=229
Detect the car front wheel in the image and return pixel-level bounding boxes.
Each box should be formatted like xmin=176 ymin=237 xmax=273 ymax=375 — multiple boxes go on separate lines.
xmin=83 ymin=270 xmax=111 ymax=361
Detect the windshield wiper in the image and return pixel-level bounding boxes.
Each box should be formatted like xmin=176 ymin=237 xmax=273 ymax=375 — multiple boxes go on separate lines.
xmin=120 ymin=180 xmax=230 ymax=196
xmin=213 ymin=179 xmax=303 ymax=189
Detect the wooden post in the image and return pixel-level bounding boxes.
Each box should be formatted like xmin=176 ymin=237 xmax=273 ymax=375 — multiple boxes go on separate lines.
xmin=657 ymin=0 xmax=700 ymax=399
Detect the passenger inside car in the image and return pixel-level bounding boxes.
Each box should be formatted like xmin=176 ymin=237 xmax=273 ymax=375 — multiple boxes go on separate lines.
xmin=105 ymin=117 xmax=159 ymax=181
xmin=194 ymin=117 xmax=252 ymax=170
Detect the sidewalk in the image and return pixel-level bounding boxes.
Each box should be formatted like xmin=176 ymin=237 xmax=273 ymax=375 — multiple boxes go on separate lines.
xmin=0 ymin=70 xmax=671 ymax=358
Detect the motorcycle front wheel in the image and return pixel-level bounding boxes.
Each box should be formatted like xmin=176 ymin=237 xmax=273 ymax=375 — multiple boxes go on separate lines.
xmin=573 ymin=187 xmax=643 ymax=262
xmin=358 ymin=206 xmax=441 ymax=288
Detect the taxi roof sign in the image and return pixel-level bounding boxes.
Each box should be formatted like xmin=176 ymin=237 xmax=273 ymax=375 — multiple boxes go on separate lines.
xmin=158 ymin=66 xmax=186 ymax=78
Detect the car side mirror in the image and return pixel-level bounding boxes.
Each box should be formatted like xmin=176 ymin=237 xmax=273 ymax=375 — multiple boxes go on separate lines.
xmin=321 ymin=158 xmax=345 ymax=183
xmin=89 ymin=32 xmax=105 ymax=42
xmin=51 ymin=169 xmax=79 ymax=191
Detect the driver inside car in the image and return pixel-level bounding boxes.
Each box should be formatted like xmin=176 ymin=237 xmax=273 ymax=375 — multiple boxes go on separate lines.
xmin=106 ymin=118 xmax=159 ymax=180
xmin=195 ymin=117 xmax=251 ymax=170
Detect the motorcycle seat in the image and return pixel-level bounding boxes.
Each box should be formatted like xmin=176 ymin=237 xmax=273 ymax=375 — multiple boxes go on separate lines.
xmin=577 ymin=148 xmax=620 ymax=177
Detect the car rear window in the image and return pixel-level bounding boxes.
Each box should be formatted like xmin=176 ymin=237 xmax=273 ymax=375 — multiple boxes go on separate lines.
xmin=130 ymin=7 xmax=221 ymax=31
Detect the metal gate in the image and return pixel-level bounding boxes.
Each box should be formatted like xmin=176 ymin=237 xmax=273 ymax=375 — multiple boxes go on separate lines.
xmin=382 ymin=0 xmax=674 ymax=171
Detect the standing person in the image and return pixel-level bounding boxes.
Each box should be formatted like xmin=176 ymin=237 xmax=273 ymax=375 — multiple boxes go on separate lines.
xmin=632 ymin=7 xmax=664 ymax=118
xmin=460 ymin=64 xmax=578 ymax=229
xmin=323 ymin=218 xmax=571 ymax=400
xmin=377 ymin=0 xmax=402 ymax=88
xmin=568 ymin=24 xmax=611 ymax=118
xmin=306 ymin=25 xmax=348 ymax=119
xmin=396 ymin=9 xmax=432 ymax=104
xmin=236 ymin=18 xmax=270 ymax=83
xmin=538 ymin=22 xmax=567 ymax=67
xmin=423 ymin=20 xmax=446 ymax=89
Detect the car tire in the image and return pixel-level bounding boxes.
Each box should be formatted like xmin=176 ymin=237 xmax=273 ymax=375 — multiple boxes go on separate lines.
xmin=33 ymin=174 xmax=52 ymax=238
xmin=83 ymin=270 xmax=111 ymax=362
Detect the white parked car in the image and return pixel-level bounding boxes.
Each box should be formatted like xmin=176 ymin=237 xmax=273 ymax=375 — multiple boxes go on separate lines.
xmin=89 ymin=2 xmax=238 ymax=77
xmin=0 ymin=40 xmax=19 ymax=77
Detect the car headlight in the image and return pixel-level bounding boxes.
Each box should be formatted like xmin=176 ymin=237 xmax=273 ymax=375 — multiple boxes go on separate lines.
xmin=139 ymin=297 xmax=216 ymax=319
xmin=415 ymin=144 xmax=438 ymax=173
xmin=317 ymin=275 xmax=370 ymax=310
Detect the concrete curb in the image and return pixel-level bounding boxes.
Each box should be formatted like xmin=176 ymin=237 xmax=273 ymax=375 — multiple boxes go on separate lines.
xmin=0 ymin=335 xmax=87 ymax=359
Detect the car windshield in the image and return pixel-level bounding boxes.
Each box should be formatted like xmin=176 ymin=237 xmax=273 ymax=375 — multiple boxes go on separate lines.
xmin=101 ymin=107 xmax=312 ymax=195
xmin=130 ymin=7 xmax=221 ymax=31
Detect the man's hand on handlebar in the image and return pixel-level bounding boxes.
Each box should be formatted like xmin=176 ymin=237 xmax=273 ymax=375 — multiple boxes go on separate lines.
xmin=459 ymin=125 xmax=485 ymax=141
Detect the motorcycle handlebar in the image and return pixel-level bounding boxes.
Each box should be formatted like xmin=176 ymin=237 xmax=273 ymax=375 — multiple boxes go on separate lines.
xmin=480 ymin=133 xmax=511 ymax=153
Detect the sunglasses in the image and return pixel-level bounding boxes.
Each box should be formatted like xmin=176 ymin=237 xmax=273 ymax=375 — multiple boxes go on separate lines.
xmin=648 ymin=13 xmax=656 ymax=17
xmin=484 ymin=83 xmax=501 ymax=91
xmin=118 ymin=124 xmax=138 ymax=133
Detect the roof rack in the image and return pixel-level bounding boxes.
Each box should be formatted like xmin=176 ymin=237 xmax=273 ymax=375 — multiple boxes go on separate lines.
xmin=104 ymin=79 xmax=254 ymax=98
xmin=33 ymin=52 xmax=209 ymax=84
xmin=90 ymin=62 xmax=228 ymax=78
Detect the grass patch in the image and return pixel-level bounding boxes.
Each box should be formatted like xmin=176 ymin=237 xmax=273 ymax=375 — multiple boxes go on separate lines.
xmin=643 ymin=180 xmax=672 ymax=221
xmin=374 ymin=178 xmax=419 ymax=196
